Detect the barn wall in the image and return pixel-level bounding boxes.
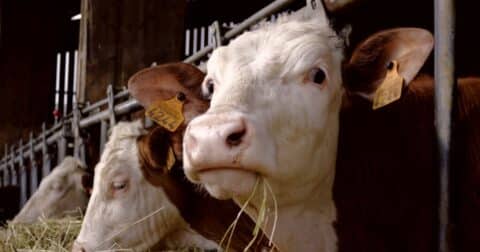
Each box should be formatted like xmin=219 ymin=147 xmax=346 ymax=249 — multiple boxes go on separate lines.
xmin=79 ymin=0 xmax=186 ymax=104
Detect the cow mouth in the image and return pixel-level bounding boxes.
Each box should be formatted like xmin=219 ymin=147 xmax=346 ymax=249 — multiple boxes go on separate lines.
xmin=196 ymin=167 xmax=260 ymax=199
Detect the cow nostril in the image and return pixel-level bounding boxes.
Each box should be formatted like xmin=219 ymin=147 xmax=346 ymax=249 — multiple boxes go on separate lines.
xmin=72 ymin=241 xmax=87 ymax=252
xmin=226 ymin=128 xmax=246 ymax=147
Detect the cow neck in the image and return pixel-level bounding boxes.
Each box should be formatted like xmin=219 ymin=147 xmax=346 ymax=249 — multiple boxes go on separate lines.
xmin=155 ymin=162 xmax=272 ymax=250
xmin=245 ymin=180 xmax=336 ymax=252
xmin=240 ymin=122 xmax=339 ymax=252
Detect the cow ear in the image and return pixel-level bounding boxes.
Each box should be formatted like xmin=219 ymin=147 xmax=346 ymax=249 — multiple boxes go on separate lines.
xmin=81 ymin=173 xmax=93 ymax=195
xmin=343 ymin=28 xmax=433 ymax=100
xmin=137 ymin=127 xmax=175 ymax=187
xmin=128 ymin=62 xmax=209 ymax=126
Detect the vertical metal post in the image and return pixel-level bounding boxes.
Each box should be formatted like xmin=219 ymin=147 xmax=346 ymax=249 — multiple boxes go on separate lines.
xmin=63 ymin=51 xmax=70 ymax=117
xmin=435 ymin=0 xmax=455 ymax=251
xmin=41 ymin=123 xmax=51 ymax=177
xmin=57 ymin=120 xmax=68 ymax=164
xmin=107 ymin=84 xmax=116 ymax=127
xmin=72 ymin=105 xmax=86 ymax=164
xmin=210 ymin=21 xmax=222 ymax=49
xmin=9 ymin=146 xmax=16 ymax=185
xmin=100 ymin=120 xmax=109 ymax=155
xmin=55 ymin=53 xmax=61 ymax=124
xmin=29 ymin=132 xmax=38 ymax=194
xmin=185 ymin=29 xmax=190 ymax=56
xmin=19 ymin=139 xmax=27 ymax=206
xmin=193 ymin=28 xmax=198 ymax=53
xmin=3 ymin=144 xmax=8 ymax=186
xmin=200 ymin=26 xmax=206 ymax=49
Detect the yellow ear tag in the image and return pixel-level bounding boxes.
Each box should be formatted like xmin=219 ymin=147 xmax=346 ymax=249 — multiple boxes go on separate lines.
xmin=145 ymin=95 xmax=185 ymax=132
xmin=165 ymin=146 xmax=176 ymax=171
xmin=372 ymin=61 xmax=404 ymax=110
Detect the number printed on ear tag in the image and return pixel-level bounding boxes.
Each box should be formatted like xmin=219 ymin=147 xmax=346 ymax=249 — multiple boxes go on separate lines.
xmin=372 ymin=61 xmax=404 ymax=110
xmin=145 ymin=96 xmax=185 ymax=132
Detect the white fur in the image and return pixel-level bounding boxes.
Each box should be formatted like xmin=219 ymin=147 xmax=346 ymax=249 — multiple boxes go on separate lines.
xmin=12 ymin=156 xmax=88 ymax=223
xmin=74 ymin=121 xmax=218 ymax=252
xmin=183 ymin=9 xmax=344 ymax=252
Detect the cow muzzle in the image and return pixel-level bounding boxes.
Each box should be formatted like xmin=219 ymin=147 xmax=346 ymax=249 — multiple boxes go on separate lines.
xmin=183 ymin=111 xmax=264 ymax=199
xmin=71 ymin=241 xmax=87 ymax=252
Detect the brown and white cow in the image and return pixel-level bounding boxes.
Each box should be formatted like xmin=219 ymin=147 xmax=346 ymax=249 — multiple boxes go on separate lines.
xmin=12 ymin=156 xmax=90 ymax=223
xmin=73 ymin=121 xmax=220 ymax=252
xmin=180 ymin=4 xmax=435 ymax=252
xmin=74 ymin=63 xmax=271 ymax=252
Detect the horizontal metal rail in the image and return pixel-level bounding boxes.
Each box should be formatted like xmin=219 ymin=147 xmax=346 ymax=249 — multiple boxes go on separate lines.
xmin=184 ymin=0 xmax=296 ymax=63
xmin=81 ymin=89 xmax=129 ymax=114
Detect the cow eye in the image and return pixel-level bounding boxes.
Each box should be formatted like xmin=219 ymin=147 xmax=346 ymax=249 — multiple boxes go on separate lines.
xmin=112 ymin=181 xmax=127 ymax=191
xmin=308 ymin=68 xmax=326 ymax=85
xmin=202 ymin=78 xmax=215 ymax=100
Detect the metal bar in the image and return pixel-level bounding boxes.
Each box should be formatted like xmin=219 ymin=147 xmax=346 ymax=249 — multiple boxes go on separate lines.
xmin=9 ymin=146 xmax=16 ymax=185
xmin=42 ymin=123 xmax=53 ymax=177
xmin=57 ymin=122 xmax=68 ymax=164
xmin=3 ymin=144 xmax=8 ymax=186
xmin=107 ymin=84 xmax=116 ymax=126
xmin=19 ymin=139 xmax=27 ymax=206
xmin=63 ymin=52 xmax=70 ymax=118
xmin=184 ymin=0 xmax=296 ymax=63
xmin=193 ymin=28 xmax=198 ymax=53
xmin=81 ymin=89 xmax=129 ymax=114
xmin=55 ymin=53 xmax=61 ymax=124
xmin=435 ymin=0 xmax=455 ymax=251
xmin=100 ymin=120 xmax=109 ymax=155
xmin=80 ymin=99 xmax=141 ymax=128
xmin=29 ymin=132 xmax=38 ymax=194
xmin=73 ymin=50 xmax=79 ymax=107
xmin=185 ymin=29 xmax=190 ymax=56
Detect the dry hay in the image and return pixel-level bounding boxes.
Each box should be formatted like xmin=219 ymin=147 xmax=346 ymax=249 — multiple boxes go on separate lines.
xmin=0 ymin=215 xmax=82 ymax=252
xmin=0 ymin=213 xmax=217 ymax=252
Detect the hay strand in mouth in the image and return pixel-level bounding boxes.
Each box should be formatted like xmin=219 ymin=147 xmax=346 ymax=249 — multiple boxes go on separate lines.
xmin=220 ymin=177 xmax=260 ymax=251
xmin=242 ymin=179 xmax=267 ymax=252
xmin=264 ymin=179 xmax=278 ymax=251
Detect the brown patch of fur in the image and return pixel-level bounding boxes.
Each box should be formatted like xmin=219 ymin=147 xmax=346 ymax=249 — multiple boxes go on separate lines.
xmin=137 ymin=126 xmax=271 ymax=251
xmin=336 ymin=76 xmax=480 ymax=251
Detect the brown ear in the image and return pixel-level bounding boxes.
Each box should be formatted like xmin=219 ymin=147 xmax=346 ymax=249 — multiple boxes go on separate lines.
xmin=343 ymin=28 xmax=434 ymax=100
xmin=137 ymin=127 xmax=174 ymax=187
xmin=128 ymin=62 xmax=209 ymax=125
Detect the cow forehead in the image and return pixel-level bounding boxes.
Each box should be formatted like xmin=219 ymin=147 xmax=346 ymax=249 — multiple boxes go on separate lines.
xmin=96 ymin=121 xmax=146 ymax=181
xmin=208 ymin=16 xmax=343 ymax=82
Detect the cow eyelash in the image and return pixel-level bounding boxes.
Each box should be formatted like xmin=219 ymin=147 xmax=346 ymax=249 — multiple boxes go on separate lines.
xmin=202 ymin=78 xmax=215 ymax=100
xmin=112 ymin=181 xmax=127 ymax=191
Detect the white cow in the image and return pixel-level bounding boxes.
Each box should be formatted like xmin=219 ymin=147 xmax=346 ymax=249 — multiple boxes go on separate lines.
xmin=12 ymin=156 xmax=89 ymax=223
xmin=73 ymin=121 xmax=219 ymax=252
xmin=182 ymin=4 xmax=433 ymax=252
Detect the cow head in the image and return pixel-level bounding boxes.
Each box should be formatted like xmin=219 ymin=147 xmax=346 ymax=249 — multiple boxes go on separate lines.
xmin=74 ymin=121 xmax=218 ymax=251
xmin=12 ymin=156 xmax=89 ymax=223
xmin=182 ymin=5 xmax=433 ymax=250
xmin=74 ymin=64 xmax=218 ymax=252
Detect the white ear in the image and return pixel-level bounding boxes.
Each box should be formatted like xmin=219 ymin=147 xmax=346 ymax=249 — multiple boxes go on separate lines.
xmin=306 ymin=0 xmax=329 ymax=24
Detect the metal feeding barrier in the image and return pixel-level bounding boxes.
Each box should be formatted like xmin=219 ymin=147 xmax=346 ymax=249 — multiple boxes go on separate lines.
xmin=0 ymin=0 xmax=455 ymax=251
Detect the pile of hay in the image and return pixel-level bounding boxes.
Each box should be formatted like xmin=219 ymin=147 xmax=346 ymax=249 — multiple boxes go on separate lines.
xmin=0 ymin=215 xmax=82 ymax=252
xmin=0 ymin=216 xmax=216 ymax=252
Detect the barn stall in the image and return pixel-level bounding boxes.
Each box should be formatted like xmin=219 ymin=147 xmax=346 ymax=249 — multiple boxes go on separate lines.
xmin=0 ymin=0 xmax=477 ymax=251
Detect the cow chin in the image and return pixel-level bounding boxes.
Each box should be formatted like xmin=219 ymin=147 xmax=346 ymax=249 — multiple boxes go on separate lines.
xmin=198 ymin=168 xmax=259 ymax=200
